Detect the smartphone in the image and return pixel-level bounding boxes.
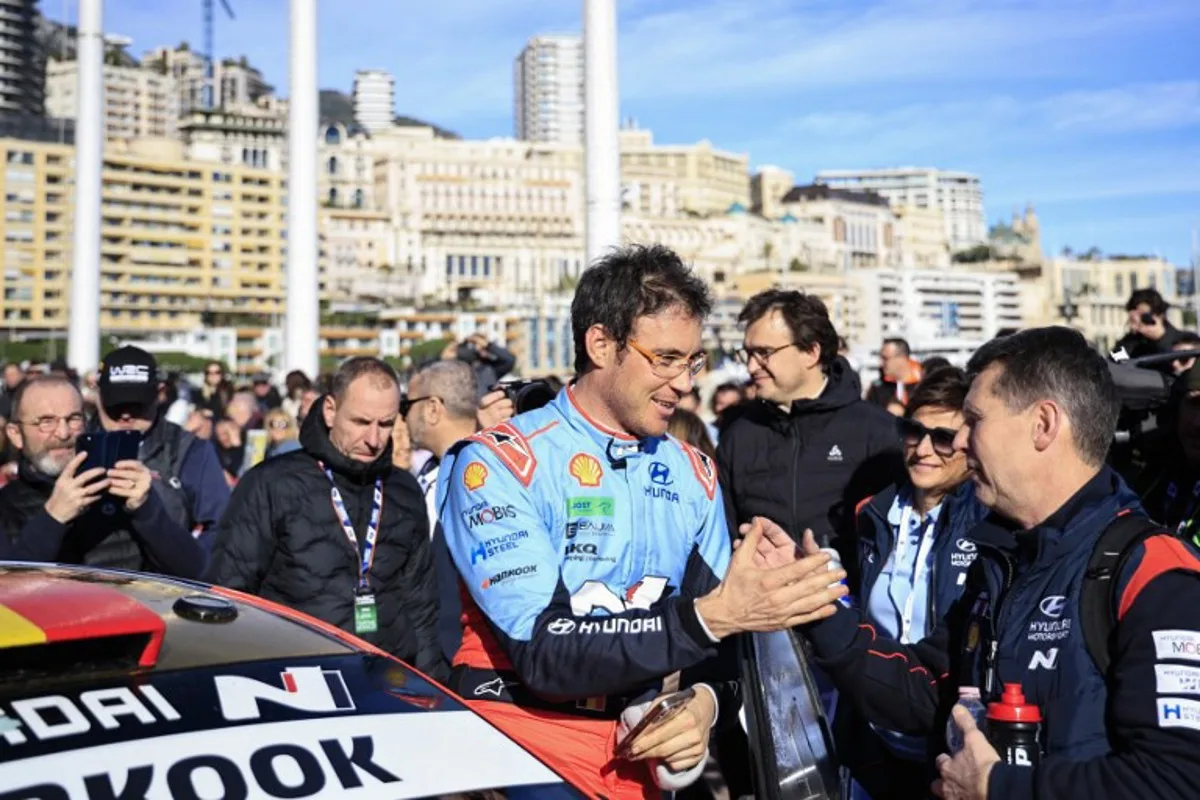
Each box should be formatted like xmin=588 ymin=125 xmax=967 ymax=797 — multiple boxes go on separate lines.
xmin=615 ymin=687 xmax=696 ymax=759
xmin=76 ymin=430 xmax=143 ymax=474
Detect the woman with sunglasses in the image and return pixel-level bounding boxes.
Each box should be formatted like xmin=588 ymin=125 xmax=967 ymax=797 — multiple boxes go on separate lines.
xmin=837 ymin=366 xmax=989 ymax=800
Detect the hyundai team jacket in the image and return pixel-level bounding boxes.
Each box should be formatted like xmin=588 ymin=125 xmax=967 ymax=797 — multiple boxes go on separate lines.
xmin=436 ymin=386 xmax=731 ymax=707
xmin=805 ymin=468 xmax=1200 ymax=799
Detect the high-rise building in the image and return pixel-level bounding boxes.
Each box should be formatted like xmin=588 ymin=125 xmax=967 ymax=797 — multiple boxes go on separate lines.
xmin=0 ymin=137 xmax=285 ymax=336
xmin=815 ymin=167 xmax=987 ymax=252
xmin=514 ymin=35 xmax=583 ymax=145
xmin=0 ymin=0 xmax=44 ymax=117
xmin=352 ymin=69 xmax=394 ymax=133
xmin=45 ymin=59 xmax=177 ymax=141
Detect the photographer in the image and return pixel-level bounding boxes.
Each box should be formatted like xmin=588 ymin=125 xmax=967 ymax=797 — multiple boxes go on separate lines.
xmin=444 ymin=332 xmax=515 ymax=401
xmin=1114 ymin=288 xmax=1184 ymax=364
xmin=0 ymin=374 xmax=206 ymax=577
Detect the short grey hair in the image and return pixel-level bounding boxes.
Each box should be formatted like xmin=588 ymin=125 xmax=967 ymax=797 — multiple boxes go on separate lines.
xmin=415 ymin=360 xmax=478 ymax=421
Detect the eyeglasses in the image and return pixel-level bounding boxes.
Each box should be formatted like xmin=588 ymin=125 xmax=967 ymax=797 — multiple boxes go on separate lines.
xmin=734 ymin=343 xmax=797 ymax=366
xmin=899 ymin=418 xmax=961 ymax=458
xmin=19 ymin=413 xmax=86 ymax=434
xmin=626 ymin=338 xmax=707 ymax=379
xmin=400 ymin=395 xmax=436 ymax=419
xmin=268 ymin=419 xmax=291 ymax=431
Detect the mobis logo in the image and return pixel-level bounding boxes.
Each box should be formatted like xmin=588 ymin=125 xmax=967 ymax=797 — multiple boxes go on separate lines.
xmin=214 ymin=666 xmax=356 ymax=721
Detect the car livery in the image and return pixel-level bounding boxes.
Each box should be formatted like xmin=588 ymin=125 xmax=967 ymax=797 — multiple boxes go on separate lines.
xmin=0 ymin=564 xmax=583 ymax=799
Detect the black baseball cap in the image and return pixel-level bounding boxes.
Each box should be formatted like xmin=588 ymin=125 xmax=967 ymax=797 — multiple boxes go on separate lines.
xmin=97 ymin=346 xmax=159 ymax=410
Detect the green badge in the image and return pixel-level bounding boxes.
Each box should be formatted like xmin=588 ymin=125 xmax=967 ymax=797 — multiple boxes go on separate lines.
xmin=354 ymin=593 xmax=378 ymax=635
xmin=567 ymin=496 xmax=615 ymax=517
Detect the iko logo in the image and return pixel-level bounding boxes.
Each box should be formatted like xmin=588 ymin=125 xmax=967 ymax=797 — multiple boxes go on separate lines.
xmin=1028 ymin=648 xmax=1059 ymax=670
xmin=547 ymin=618 xmax=576 ymax=635
xmin=565 ymin=542 xmax=599 ymax=556
xmin=214 ymin=667 xmax=355 ymax=721
xmin=827 ymin=445 xmax=843 ymax=462
xmin=649 ymin=462 xmax=673 ymax=486
xmin=1039 ymin=596 xmax=1067 ymax=619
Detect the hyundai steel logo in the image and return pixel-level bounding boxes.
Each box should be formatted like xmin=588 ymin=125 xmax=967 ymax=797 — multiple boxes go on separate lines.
xmin=649 ymin=462 xmax=673 ymax=486
xmin=1039 ymin=596 xmax=1067 ymax=619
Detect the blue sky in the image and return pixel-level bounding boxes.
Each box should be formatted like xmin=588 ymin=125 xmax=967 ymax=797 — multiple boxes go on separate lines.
xmin=95 ymin=0 xmax=1200 ymax=264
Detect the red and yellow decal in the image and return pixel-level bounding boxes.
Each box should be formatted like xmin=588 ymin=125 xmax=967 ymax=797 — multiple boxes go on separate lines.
xmin=462 ymin=461 xmax=489 ymax=491
xmin=568 ymin=453 xmax=603 ymax=488
xmin=0 ymin=573 xmax=166 ymax=666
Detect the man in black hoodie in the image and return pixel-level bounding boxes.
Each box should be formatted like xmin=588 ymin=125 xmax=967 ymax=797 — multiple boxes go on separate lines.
xmin=718 ymin=289 xmax=903 ymax=561
xmin=204 ymin=357 xmax=446 ymax=680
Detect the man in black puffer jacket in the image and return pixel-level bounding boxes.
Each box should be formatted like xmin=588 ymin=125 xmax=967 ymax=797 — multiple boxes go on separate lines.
xmin=204 ymin=357 xmax=446 ymax=680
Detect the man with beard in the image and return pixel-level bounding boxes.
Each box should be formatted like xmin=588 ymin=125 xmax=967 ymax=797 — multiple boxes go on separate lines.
xmin=0 ymin=374 xmax=206 ymax=577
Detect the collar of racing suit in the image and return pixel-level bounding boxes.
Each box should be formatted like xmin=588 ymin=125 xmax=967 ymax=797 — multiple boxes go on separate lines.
xmin=558 ymin=384 xmax=657 ymax=464
xmin=298 ymin=393 xmax=393 ymax=483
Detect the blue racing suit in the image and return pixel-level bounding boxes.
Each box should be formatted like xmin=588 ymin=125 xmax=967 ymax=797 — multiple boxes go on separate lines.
xmin=437 ymin=385 xmax=731 ymax=702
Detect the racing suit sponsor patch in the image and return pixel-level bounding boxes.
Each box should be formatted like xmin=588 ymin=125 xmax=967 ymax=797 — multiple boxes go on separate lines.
xmin=1155 ymin=664 xmax=1200 ymax=695
xmin=1153 ymin=630 xmax=1200 ymax=662
xmin=471 ymin=530 xmax=530 ymax=564
xmin=469 ymin=423 xmax=537 ymax=487
xmin=1157 ymin=697 xmax=1200 ymax=731
xmin=568 ymin=453 xmax=603 ymax=488
xmin=461 ymin=502 xmax=518 ymax=529
xmin=482 ymin=565 xmax=538 ymax=589
xmin=566 ymin=496 xmax=615 ymax=517
xmin=462 ymin=462 xmax=488 ymax=491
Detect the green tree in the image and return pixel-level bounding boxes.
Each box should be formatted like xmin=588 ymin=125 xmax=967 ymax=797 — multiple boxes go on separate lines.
xmin=788 ymin=257 xmax=809 ymax=272
xmin=952 ymin=244 xmax=993 ymax=264
xmin=407 ymin=337 xmax=454 ymax=365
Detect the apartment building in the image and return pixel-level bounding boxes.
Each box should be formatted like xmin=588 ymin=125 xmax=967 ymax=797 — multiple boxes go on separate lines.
xmin=0 ymin=0 xmax=43 ymax=117
xmin=45 ymin=59 xmax=177 ymax=140
xmin=0 ymin=137 xmax=285 ymax=336
xmin=781 ymin=184 xmax=899 ymax=269
xmin=142 ymin=46 xmax=273 ymax=115
xmin=816 ymin=167 xmax=987 ymax=252
xmin=353 ymin=69 xmax=395 ymax=133
xmin=619 ymin=127 xmax=749 ymax=218
xmin=514 ymin=35 xmax=584 ymax=145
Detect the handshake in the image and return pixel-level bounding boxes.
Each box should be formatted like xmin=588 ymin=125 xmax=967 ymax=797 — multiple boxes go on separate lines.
xmin=695 ymin=517 xmax=848 ymax=641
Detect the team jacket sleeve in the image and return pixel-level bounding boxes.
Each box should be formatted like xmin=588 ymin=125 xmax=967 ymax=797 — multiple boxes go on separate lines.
xmin=715 ymin=428 xmax=741 ymax=541
xmin=802 ymin=593 xmax=954 ymax=735
xmin=201 ymin=467 xmax=278 ymax=593
xmin=180 ymin=438 xmax=232 ymax=537
xmin=438 ymin=443 xmax=721 ymax=699
xmin=127 ymin=489 xmax=207 ymax=579
xmin=990 ymin=566 xmax=1200 ymax=799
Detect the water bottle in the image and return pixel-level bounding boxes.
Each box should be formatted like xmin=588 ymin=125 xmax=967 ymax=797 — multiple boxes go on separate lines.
xmin=945 ymin=687 xmax=988 ymax=755
xmin=819 ymin=547 xmax=852 ymax=607
xmin=985 ymin=683 xmax=1043 ymax=768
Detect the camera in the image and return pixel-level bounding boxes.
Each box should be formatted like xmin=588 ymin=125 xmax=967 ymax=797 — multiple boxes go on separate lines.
xmin=498 ymin=379 xmax=556 ymax=415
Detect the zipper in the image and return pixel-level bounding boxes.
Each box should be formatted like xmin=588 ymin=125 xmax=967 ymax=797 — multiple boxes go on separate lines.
xmin=789 ymin=425 xmax=802 ymax=543
xmin=978 ymin=544 xmax=1015 ymax=697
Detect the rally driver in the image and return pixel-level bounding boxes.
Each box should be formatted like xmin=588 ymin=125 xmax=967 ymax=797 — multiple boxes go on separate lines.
xmin=438 ymin=244 xmax=848 ymax=798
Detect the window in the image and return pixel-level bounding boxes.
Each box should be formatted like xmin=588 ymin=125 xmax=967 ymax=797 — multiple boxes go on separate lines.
xmin=328 ymin=187 xmax=338 ymax=206
xmin=325 ymin=126 xmax=341 ymax=145
xmin=328 ymin=156 xmax=338 ymax=176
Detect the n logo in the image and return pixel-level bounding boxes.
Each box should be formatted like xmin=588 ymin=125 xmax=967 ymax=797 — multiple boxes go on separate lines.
xmin=215 ymin=666 xmax=356 ymax=721
xmin=1029 ymin=648 xmax=1059 ymax=670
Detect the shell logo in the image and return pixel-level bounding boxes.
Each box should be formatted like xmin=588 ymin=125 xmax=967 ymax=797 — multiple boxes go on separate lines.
xmin=462 ymin=462 xmax=489 ymax=491
xmin=568 ymin=453 xmax=603 ymax=488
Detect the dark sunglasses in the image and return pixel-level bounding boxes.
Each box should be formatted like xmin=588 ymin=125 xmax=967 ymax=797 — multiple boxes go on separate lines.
xmin=899 ymin=418 xmax=960 ymax=457
xmin=400 ymin=395 xmax=434 ymax=419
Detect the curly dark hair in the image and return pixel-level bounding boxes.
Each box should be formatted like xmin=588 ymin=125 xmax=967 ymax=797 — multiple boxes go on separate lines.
xmin=571 ymin=244 xmax=712 ymax=374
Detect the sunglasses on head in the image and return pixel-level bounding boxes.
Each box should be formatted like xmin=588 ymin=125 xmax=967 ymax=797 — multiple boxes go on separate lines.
xmin=899 ymin=417 xmax=959 ymax=457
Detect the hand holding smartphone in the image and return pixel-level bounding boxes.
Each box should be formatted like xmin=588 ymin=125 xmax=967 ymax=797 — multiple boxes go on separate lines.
xmin=76 ymin=430 xmax=142 ymax=475
xmin=615 ymin=687 xmax=696 ymax=760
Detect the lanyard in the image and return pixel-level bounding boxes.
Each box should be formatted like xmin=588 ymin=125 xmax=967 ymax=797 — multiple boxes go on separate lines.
xmin=318 ymin=462 xmax=384 ymax=591
xmin=890 ymin=503 xmax=938 ymax=644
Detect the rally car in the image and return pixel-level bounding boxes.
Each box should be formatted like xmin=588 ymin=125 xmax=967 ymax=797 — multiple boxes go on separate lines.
xmin=0 ymin=562 xmax=584 ymax=799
